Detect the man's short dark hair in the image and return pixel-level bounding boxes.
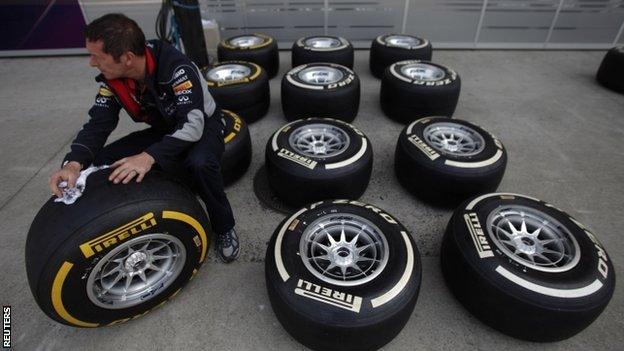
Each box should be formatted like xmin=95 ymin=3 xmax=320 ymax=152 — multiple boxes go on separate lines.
xmin=85 ymin=13 xmax=145 ymax=61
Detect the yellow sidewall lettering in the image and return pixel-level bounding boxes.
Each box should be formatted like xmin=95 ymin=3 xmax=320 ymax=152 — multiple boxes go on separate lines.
xmin=52 ymin=261 xmax=99 ymax=327
xmin=162 ymin=211 xmax=208 ymax=263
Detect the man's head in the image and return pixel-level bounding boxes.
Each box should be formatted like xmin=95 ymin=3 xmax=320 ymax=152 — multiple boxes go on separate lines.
xmin=85 ymin=14 xmax=146 ymax=79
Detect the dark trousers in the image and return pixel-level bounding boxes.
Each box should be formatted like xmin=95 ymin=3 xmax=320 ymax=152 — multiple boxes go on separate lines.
xmin=93 ymin=116 xmax=235 ymax=234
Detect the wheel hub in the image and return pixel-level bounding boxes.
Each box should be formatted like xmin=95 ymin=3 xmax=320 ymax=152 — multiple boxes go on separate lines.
xmin=305 ymin=37 xmax=341 ymax=48
xmin=288 ymin=123 xmax=350 ymax=159
xmin=124 ymin=251 xmax=148 ymax=272
xmin=207 ymin=64 xmax=251 ymax=82
xmin=297 ymin=66 xmax=344 ymax=85
xmin=423 ymin=122 xmax=486 ymax=157
xmin=230 ymin=35 xmax=263 ymax=48
xmin=299 ymin=214 xmax=389 ymax=286
xmin=385 ymin=35 xmax=420 ymax=48
xmin=400 ymin=63 xmax=444 ymax=81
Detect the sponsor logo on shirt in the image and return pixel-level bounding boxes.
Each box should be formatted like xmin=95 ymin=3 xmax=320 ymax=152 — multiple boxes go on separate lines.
xmin=173 ymin=80 xmax=193 ymax=93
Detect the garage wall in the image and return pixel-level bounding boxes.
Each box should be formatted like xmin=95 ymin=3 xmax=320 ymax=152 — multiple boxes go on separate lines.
xmin=203 ymin=0 xmax=624 ymax=49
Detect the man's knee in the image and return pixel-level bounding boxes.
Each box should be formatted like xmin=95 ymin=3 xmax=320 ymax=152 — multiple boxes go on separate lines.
xmin=185 ymin=154 xmax=221 ymax=175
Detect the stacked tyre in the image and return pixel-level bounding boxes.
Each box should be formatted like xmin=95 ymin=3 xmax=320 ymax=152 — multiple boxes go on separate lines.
xmin=282 ymin=63 xmax=360 ymax=122
xmin=596 ymin=47 xmax=624 ymax=93
xmin=218 ymin=33 xmax=279 ymax=78
xmin=370 ymin=34 xmax=432 ymax=78
xmin=292 ymin=36 xmax=354 ymax=68
xmin=205 ymin=61 xmax=270 ymax=123
xmin=381 ymin=60 xmax=461 ymax=122
xmin=221 ymin=110 xmax=252 ymax=184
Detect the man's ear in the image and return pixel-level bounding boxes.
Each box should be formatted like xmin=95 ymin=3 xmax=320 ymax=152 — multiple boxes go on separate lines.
xmin=123 ymin=51 xmax=136 ymax=66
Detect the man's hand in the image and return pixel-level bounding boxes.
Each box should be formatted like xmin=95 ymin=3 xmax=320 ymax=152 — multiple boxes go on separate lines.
xmin=49 ymin=161 xmax=82 ymax=197
xmin=109 ymin=152 xmax=155 ymax=184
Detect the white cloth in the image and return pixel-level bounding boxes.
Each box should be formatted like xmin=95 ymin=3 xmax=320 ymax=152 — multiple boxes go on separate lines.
xmin=54 ymin=165 xmax=109 ymax=205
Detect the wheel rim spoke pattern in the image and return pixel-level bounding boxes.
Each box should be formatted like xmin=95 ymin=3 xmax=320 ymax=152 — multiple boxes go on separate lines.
xmin=299 ymin=214 xmax=389 ymax=286
xmin=400 ymin=63 xmax=445 ymax=81
xmin=486 ymin=205 xmax=580 ymax=272
xmin=298 ymin=66 xmax=344 ymax=85
xmin=207 ymin=64 xmax=251 ymax=82
xmin=87 ymin=233 xmax=186 ymax=309
xmin=288 ymin=123 xmax=350 ymax=159
xmin=423 ymin=122 xmax=485 ymax=157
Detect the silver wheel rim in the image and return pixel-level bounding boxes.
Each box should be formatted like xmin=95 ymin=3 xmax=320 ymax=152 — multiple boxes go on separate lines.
xmin=400 ymin=63 xmax=444 ymax=81
xmin=385 ymin=35 xmax=421 ymax=48
xmin=423 ymin=122 xmax=486 ymax=157
xmin=230 ymin=35 xmax=264 ymax=48
xmin=300 ymin=214 xmax=389 ymax=286
xmin=288 ymin=123 xmax=350 ymax=159
xmin=86 ymin=233 xmax=186 ymax=309
xmin=297 ymin=66 xmax=344 ymax=85
xmin=305 ymin=37 xmax=342 ymax=48
xmin=486 ymin=205 xmax=581 ymax=273
xmin=207 ymin=64 xmax=251 ymax=82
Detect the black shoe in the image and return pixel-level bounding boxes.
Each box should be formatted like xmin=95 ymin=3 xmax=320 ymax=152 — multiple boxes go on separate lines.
xmin=216 ymin=228 xmax=240 ymax=263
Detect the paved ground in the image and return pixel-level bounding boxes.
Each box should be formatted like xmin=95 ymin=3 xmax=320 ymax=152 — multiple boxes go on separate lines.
xmin=0 ymin=50 xmax=623 ymax=350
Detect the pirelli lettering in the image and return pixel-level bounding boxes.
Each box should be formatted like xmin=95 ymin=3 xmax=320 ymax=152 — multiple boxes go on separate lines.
xmin=79 ymin=213 xmax=157 ymax=258
xmin=408 ymin=135 xmax=440 ymax=160
xmin=295 ymin=279 xmax=362 ymax=313
xmin=464 ymin=212 xmax=494 ymax=258
xmin=277 ymin=148 xmax=317 ymax=169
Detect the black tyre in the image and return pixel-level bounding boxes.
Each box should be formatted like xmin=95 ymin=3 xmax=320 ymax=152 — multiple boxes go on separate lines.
xmin=217 ymin=33 xmax=279 ymax=78
xmin=281 ymin=63 xmax=360 ymax=122
xmin=395 ymin=116 xmax=506 ymax=206
xmin=292 ymin=36 xmax=354 ymax=68
xmin=370 ymin=34 xmax=432 ymax=78
xmin=266 ymin=200 xmax=422 ymax=351
xmin=380 ymin=60 xmax=460 ymax=123
xmin=205 ymin=61 xmax=270 ymax=123
xmin=596 ymin=47 xmax=624 ymax=93
xmin=265 ymin=118 xmax=372 ymax=207
xmin=221 ymin=110 xmax=252 ymax=185
xmin=441 ymin=193 xmax=615 ymax=341
xmin=25 ymin=170 xmax=211 ymax=327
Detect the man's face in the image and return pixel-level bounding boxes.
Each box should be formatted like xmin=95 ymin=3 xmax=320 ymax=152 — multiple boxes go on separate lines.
xmin=86 ymin=40 xmax=127 ymax=79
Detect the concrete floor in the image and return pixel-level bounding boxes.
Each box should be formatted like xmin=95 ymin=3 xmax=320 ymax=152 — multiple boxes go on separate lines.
xmin=0 ymin=50 xmax=623 ymax=350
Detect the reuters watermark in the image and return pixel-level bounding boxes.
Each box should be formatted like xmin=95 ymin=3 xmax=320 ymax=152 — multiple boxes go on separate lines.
xmin=3 ymin=306 xmax=10 ymax=349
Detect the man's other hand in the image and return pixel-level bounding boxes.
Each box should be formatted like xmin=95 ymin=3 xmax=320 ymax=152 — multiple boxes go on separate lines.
xmin=109 ymin=152 xmax=155 ymax=184
xmin=49 ymin=161 xmax=82 ymax=197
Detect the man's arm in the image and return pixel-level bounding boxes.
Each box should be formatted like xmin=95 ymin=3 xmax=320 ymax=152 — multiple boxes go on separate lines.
xmin=50 ymin=84 xmax=120 ymax=196
xmin=145 ymin=63 xmax=217 ymax=164
xmin=62 ymin=84 xmax=121 ymax=167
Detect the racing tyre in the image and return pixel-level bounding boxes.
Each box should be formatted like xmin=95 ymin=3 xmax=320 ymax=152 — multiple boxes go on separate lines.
xmin=266 ymin=200 xmax=422 ymax=351
xmin=205 ymin=61 xmax=270 ymax=123
xmin=442 ymin=193 xmax=615 ymax=341
xmin=370 ymin=34 xmax=432 ymax=78
xmin=282 ymin=63 xmax=360 ymax=122
xmin=217 ymin=33 xmax=279 ymax=78
xmin=596 ymin=47 xmax=624 ymax=93
xmin=265 ymin=118 xmax=372 ymax=207
xmin=292 ymin=36 xmax=354 ymax=68
xmin=25 ymin=169 xmax=211 ymax=327
xmin=221 ymin=110 xmax=252 ymax=184
xmin=395 ymin=117 xmax=506 ymax=206
xmin=381 ymin=60 xmax=460 ymax=123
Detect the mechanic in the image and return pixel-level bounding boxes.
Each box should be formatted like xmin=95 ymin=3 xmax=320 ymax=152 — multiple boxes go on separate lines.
xmin=48 ymin=13 xmax=239 ymax=263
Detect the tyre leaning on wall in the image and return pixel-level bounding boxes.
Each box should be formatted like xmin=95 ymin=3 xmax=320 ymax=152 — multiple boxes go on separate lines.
xmin=25 ymin=170 xmax=211 ymax=327
xmin=441 ymin=193 xmax=615 ymax=341
xmin=266 ymin=200 xmax=422 ymax=351
xmin=596 ymin=46 xmax=624 ymax=94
